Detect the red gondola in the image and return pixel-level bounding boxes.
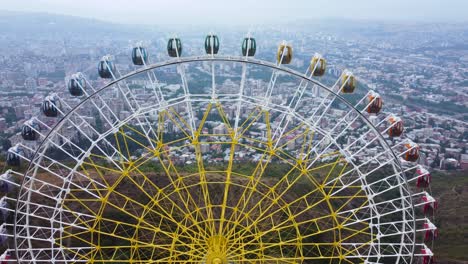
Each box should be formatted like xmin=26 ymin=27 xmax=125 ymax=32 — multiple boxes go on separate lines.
xmin=404 ymin=142 xmax=420 ymax=162
xmin=416 ymin=167 xmax=431 ymax=188
xmin=0 ymin=251 xmax=11 ymax=264
xmin=423 ymin=221 xmax=438 ymax=242
xmin=421 ymin=194 xmax=438 ymax=214
xmin=366 ymin=91 xmax=383 ymax=114
xmin=388 ymin=116 xmax=403 ymax=137
xmin=420 ymin=247 xmax=434 ymax=264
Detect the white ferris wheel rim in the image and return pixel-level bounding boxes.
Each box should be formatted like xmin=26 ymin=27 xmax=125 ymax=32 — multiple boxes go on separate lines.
xmin=9 ymin=54 xmax=427 ymax=263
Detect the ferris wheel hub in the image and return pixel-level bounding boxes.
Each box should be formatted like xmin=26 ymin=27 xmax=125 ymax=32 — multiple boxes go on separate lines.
xmin=211 ymin=257 xmax=223 ymax=264
xmin=206 ymin=235 xmax=228 ymax=264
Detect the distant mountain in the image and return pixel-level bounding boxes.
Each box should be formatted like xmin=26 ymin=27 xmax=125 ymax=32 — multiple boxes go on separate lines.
xmin=0 ymin=11 xmax=154 ymax=38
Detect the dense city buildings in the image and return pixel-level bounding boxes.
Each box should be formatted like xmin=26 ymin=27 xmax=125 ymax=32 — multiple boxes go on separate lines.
xmin=0 ymin=14 xmax=467 ymax=172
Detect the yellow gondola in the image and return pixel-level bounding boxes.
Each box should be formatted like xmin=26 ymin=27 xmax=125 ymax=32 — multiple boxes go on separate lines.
xmin=277 ymin=44 xmax=292 ymax=64
xmin=341 ymin=72 xmax=356 ymax=93
xmin=310 ymin=56 xmax=326 ymax=76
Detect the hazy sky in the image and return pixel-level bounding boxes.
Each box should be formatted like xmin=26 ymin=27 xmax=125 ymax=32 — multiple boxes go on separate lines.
xmin=1 ymin=0 xmax=467 ymax=25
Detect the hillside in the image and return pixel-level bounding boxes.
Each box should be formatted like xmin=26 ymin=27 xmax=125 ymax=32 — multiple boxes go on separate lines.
xmin=1 ymin=158 xmax=467 ymax=262
xmin=431 ymin=170 xmax=468 ymax=263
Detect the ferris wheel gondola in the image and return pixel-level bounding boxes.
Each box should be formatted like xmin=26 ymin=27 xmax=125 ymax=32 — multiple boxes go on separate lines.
xmin=98 ymin=55 xmax=116 ymax=79
xmin=276 ymin=43 xmax=292 ymax=64
xmin=41 ymin=94 xmax=61 ymax=117
xmin=340 ymin=70 xmax=356 ymax=93
xmin=205 ymin=34 xmax=219 ymax=55
xmin=132 ymin=45 xmax=149 ymax=66
xmin=388 ymin=115 xmax=404 ymax=137
xmin=310 ymin=54 xmax=326 ymax=76
xmin=167 ymin=37 xmax=182 ymax=57
xmin=6 ymin=145 xmax=23 ymax=167
xmin=21 ymin=119 xmax=40 ymax=141
xmin=0 ymin=172 xmax=12 ymax=194
xmin=367 ymin=90 xmax=383 ymax=114
xmin=68 ymin=73 xmax=87 ymax=95
xmin=241 ymin=37 xmax=256 ymax=57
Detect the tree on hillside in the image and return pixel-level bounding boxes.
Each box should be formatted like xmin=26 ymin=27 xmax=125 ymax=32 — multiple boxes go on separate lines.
xmin=1 ymin=138 xmax=11 ymax=152
xmin=431 ymin=152 xmax=440 ymax=168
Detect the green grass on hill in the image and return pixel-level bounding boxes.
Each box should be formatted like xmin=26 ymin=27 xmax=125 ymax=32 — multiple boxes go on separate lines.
xmin=431 ymin=170 xmax=468 ymax=262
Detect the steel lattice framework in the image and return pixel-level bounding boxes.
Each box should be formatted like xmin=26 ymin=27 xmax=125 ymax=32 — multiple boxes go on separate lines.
xmin=0 ymin=36 xmax=437 ymax=264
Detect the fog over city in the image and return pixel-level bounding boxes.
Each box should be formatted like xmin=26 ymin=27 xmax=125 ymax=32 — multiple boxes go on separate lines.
xmin=1 ymin=0 xmax=468 ymax=25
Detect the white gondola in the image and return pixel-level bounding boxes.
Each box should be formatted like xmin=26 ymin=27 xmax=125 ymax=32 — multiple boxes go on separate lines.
xmin=0 ymin=172 xmax=11 ymax=194
xmin=41 ymin=93 xmax=60 ymax=117
xmin=167 ymin=37 xmax=182 ymax=57
xmin=6 ymin=146 xmax=22 ymax=167
xmin=242 ymin=37 xmax=256 ymax=57
xmin=98 ymin=56 xmax=116 ymax=79
xmin=0 ymin=197 xmax=7 ymax=221
xmin=132 ymin=44 xmax=149 ymax=66
xmin=21 ymin=119 xmax=40 ymax=141
xmin=68 ymin=73 xmax=87 ymax=96
xmin=0 ymin=224 xmax=7 ymax=245
xmin=205 ymin=33 xmax=220 ymax=55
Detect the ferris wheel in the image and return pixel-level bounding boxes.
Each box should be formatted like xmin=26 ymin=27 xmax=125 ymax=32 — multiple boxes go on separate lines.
xmin=0 ymin=33 xmax=438 ymax=264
